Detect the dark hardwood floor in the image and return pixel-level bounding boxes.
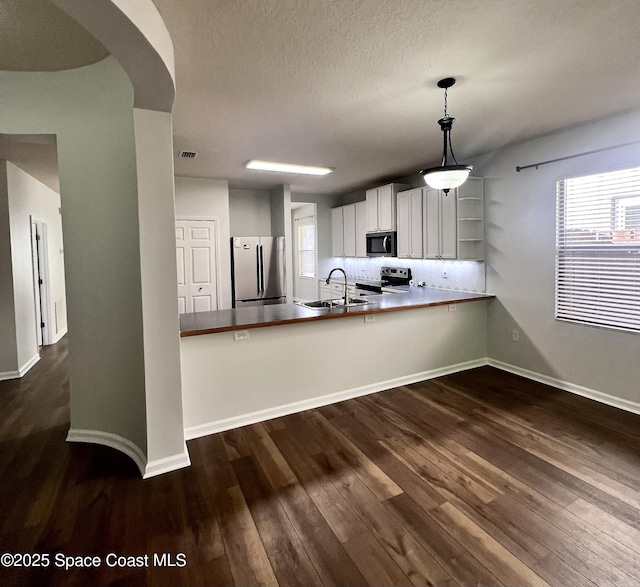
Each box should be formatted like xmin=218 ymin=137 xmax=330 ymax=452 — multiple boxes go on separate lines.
xmin=1 ymin=338 xmax=640 ymax=586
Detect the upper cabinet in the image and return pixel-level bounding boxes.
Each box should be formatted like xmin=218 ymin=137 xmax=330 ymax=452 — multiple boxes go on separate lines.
xmin=366 ymin=183 xmax=409 ymax=232
xmin=397 ymin=188 xmax=424 ymax=258
xmin=355 ymin=201 xmax=367 ymax=257
xmin=342 ymin=203 xmax=356 ymax=257
xmin=397 ymin=177 xmax=485 ymax=261
xmin=331 ymin=207 xmax=344 ymax=257
xmin=332 ymin=201 xmax=368 ymax=258
xmin=424 ymin=188 xmax=457 ymax=259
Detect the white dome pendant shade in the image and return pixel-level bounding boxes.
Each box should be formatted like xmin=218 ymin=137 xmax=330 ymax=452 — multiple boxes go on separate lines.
xmin=419 ymin=78 xmax=473 ymax=193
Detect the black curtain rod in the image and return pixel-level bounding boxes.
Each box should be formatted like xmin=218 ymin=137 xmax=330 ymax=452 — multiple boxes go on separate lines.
xmin=515 ymin=139 xmax=640 ymax=172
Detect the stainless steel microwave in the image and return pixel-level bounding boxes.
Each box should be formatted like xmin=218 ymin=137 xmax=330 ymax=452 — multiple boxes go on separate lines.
xmin=366 ymin=231 xmax=397 ymax=257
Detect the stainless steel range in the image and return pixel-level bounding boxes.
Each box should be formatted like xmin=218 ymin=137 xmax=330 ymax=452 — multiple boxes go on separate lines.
xmin=354 ymin=266 xmax=412 ymax=295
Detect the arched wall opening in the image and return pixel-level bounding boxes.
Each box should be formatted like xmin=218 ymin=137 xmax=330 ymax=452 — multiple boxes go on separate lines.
xmin=1 ymin=0 xmax=188 ymax=477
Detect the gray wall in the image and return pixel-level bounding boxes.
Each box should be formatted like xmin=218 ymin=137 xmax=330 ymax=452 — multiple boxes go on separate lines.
xmin=475 ymin=108 xmax=640 ymax=405
xmin=175 ymin=176 xmax=232 ymax=310
xmin=1 ymin=58 xmax=148 ymax=454
xmin=229 ymin=188 xmax=272 ymax=236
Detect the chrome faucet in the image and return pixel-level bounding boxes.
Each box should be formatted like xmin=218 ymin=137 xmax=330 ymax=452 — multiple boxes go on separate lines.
xmin=326 ymin=267 xmax=349 ymax=306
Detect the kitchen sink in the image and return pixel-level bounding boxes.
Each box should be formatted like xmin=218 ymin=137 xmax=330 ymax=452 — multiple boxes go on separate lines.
xmin=297 ymin=297 xmax=376 ymax=310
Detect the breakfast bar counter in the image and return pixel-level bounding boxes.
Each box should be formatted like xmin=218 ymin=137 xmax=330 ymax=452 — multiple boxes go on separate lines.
xmin=179 ymin=287 xmax=494 ymax=336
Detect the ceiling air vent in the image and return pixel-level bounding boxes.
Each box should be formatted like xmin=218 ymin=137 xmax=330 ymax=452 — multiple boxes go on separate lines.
xmin=179 ymin=150 xmax=198 ymax=159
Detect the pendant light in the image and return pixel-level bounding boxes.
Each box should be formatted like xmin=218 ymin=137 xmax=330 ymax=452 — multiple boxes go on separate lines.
xmin=420 ymin=77 xmax=473 ymax=193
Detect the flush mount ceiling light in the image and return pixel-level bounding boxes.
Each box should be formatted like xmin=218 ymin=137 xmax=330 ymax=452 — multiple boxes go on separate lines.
xmin=245 ymin=160 xmax=333 ymax=176
xmin=420 ymin=77 xmax=473 ymax=193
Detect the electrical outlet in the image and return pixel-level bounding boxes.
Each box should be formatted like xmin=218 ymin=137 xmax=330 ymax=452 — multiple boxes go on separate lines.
xmin=442 ymin=268 xmax=448 ymax=278
xmin=233 ymin=330 xmax=250 ymax=341
xmin=511 ymin=329 xmax=520 ymax=342
xmin=364 ymin=314 xmax=375 ymax=323
xmin=448 ymin=304 xmax=457 ymax=312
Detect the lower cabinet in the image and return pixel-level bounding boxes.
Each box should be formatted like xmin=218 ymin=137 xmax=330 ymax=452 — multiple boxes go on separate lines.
xmin=319 ymin=280 xmax=354 ymax=300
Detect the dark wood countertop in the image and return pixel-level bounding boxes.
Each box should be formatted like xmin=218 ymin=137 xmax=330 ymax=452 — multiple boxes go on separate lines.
xmin=179 ymin=287 xmax=495 ymax=337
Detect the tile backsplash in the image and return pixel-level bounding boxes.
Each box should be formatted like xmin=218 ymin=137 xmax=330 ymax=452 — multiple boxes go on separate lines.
xmin=321 ymin=257 xmax=486 ymax=293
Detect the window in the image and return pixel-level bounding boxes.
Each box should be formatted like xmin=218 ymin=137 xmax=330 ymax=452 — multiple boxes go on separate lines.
xmin=556 ymin=166 xmax=640 ymax=332
xmin=296 ymin=216 xmax=316 ymax=278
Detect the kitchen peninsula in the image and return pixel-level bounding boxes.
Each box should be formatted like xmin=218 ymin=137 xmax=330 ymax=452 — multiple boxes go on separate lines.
xmin=180 ymin=286 xmax=492 ymax=335
xmin=180 ymin=287 xmax=494 ymax=440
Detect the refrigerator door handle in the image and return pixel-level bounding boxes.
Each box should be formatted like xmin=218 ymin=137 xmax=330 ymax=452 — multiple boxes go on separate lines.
xmin=259 ymin=245 xmax=265 ymax=293
xmin=256 ymin=245 xmax=262 ymax=294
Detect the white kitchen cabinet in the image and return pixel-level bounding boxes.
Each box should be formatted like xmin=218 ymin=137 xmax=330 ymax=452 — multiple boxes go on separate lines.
xmin=366 ymin=183 xmax=409 ymax=232
xmin=319 ymin=279 xmax=353 ymax=300
xmin=397 ymin=188 xmax=424 ymax=258
xmin=355 ymin=201 xmax=367 ymax=257
xmin=332 ymin=202 xmax=367 ymax=258
xmin=423 ymin=177 xmax=485 ymax=260
xmin=424 ymin=188 xmax=457 ymax=259
xmin=342 ymin=203 xmax=356 ymax=257
xmin=331 ymin=207 xmax=344 ymax=256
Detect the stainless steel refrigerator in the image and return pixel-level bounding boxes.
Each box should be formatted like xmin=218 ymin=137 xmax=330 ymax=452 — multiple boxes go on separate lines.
xmin=231 ymin=236 xmax=286 ymax=307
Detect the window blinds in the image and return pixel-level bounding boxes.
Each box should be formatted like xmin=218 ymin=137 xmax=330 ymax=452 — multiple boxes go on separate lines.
xmin=556 ymin=166 xmax=640 ymax=332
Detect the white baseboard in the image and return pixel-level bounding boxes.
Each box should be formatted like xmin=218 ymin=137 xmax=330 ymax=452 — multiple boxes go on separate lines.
xmin=19 ymin=354 xmax=40 ymax=376
xmin=67 ymin=429 xmax=192 ymax=479
xmin=488 ymin=359 xmax=640 ymax=416
xmin=0 ymin=370 xmax=20 ymax=382
xmin=0 ymin=353 xmax=41 ymax=381
xmin=143 ymin=447 xmax=191 ymax=479
xmin=51 ymin=327 xmax=68 ymax=344
xmin=185 ymin=358 xmax=487 ymax=440
xmin=66 ymin=428 xmax=147 ymax=477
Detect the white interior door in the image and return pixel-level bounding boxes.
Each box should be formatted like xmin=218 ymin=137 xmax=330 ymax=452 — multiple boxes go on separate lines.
xmin=176 ymin=219 xmax=218 ymax=314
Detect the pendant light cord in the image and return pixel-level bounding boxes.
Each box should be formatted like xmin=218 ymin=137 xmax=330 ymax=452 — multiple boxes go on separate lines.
xmin=443 ymin=86 xmax=448 ymax=118
xmin=441 ymin=85 xmax=459 ymax=165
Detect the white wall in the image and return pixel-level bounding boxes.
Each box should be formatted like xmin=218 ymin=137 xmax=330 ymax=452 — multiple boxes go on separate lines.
xmin=475 ymin=109 xmax=640 ymax=406
xmin=229 ymin=188 xmax=272 ymax=236
xmin=133 ymin=108 xmax=187 ymax=473
xmin=4 ymin=162 xmax=67 ymax=372
xmin=182 ymin=300 xmax=488 ymax=437
xmin=174 ymin=176 xmax=231 ymax=309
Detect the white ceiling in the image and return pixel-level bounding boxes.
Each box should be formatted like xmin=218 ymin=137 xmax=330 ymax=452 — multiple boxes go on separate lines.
xmin=151 ymin=0 xmax=640 ymax=194
xmin=0 ymin=0 xmax=108 ymax=72
xmin=3 ymin=1 xmax=640 ymax=196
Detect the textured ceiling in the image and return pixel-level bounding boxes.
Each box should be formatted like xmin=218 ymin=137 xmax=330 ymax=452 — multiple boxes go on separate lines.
xmin=152 ymin=0 xmax=640 ymax=194
xmin=3 ymin=1 xmax=640 ymax=196
xmin=0 ymin=0 xmax=109 ymax=72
